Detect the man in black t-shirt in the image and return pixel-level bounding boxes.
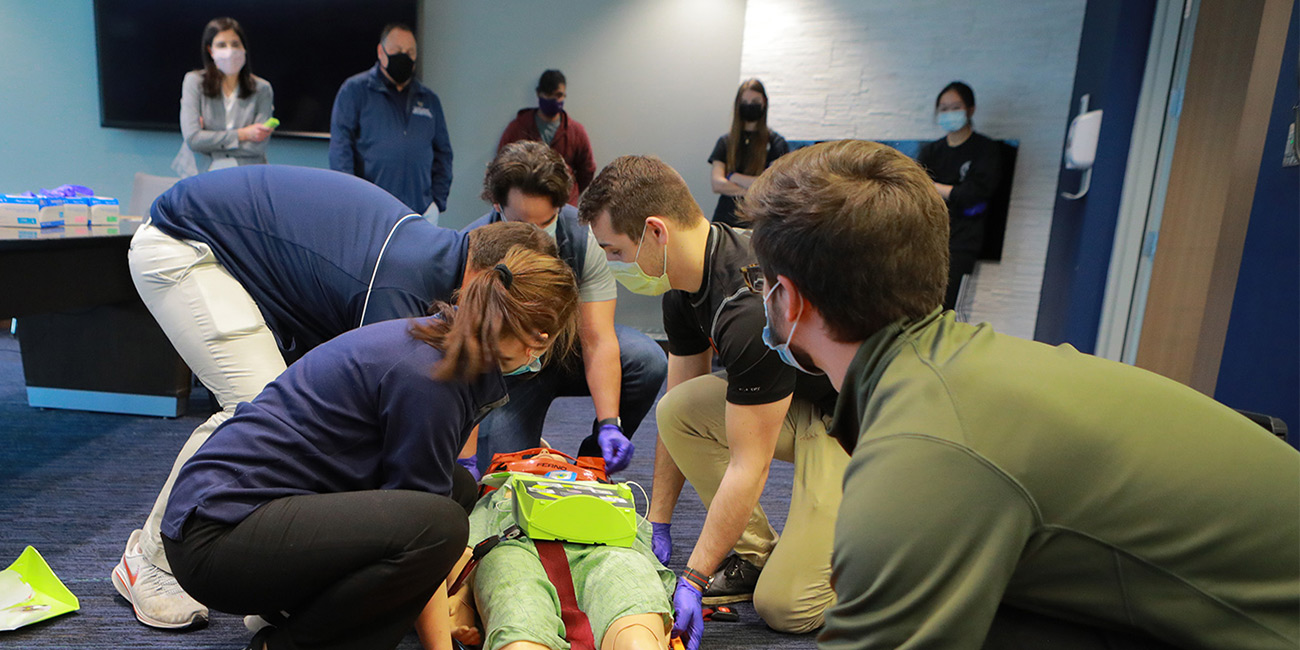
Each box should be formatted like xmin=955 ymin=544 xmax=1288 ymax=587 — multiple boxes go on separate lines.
xmin=579 ymin=155 xmax=847 ymax=649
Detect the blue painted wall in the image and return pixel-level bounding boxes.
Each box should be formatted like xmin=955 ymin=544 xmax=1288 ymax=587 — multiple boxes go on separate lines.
xmin=1034 ymin=0 xmax=1158 ymax=352
xmin=0 ymin=3 xmax=331 ymax=207
xmin=1215 ymin=4 xmax=1299 ymax=447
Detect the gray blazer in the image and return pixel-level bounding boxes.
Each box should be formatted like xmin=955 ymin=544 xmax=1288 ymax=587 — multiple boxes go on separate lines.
xmin=175 ymin=70 xmax=273 ymax=176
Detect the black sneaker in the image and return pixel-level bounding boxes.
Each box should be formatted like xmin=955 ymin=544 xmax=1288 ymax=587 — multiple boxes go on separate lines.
xmin=701 ymin=554 xmax=761 ymax=605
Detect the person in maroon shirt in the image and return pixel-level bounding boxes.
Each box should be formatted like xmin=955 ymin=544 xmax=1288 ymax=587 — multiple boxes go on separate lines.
xmin=498 ymin=69 xmax=597 ymax=206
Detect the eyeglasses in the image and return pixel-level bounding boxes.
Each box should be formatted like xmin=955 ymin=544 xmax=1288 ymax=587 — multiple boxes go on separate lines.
xmin=740 ymin=264 xmax=766 ymax=294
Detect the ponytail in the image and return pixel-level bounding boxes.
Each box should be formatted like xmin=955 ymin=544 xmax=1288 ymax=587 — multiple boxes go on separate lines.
xmin=410 ymin=245 xmax=578 ymax=382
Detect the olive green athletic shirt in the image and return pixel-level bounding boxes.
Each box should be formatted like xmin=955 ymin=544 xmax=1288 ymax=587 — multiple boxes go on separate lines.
xmin=821 ymin=309 xmax=1299 ymax=649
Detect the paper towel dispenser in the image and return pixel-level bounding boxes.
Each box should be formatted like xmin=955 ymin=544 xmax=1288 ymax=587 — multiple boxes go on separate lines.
xmin=1062 ymin=94 xmax=1103 ymax=200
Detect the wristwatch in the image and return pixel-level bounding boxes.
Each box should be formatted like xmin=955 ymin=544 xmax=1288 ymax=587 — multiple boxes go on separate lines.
xmin=594 ymin=417 xmax=623 ymax=435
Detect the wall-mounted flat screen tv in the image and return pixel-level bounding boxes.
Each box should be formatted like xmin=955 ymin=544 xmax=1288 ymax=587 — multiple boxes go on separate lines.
xmin=94 ymin=0 xmax=418 ymax=138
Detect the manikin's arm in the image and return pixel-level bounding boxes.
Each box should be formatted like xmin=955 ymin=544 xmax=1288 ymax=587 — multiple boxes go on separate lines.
xmin=417 ymin=547 xmax=478 ymax=650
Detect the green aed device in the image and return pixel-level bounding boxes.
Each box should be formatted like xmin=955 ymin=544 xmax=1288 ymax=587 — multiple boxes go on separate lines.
xmin=509 ymin=474 xmax=638 ymax=547
xmin=264 ymin=117 xmax=280 ymax=129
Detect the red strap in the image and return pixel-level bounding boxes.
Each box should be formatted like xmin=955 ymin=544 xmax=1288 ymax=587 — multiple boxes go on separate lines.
xmin=535 ymin=541 xmax=596 ymax=650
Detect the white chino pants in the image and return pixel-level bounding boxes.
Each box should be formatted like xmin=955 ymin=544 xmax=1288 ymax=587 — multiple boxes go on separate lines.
xmin=127 ymin=222 xmax=287 ymax=570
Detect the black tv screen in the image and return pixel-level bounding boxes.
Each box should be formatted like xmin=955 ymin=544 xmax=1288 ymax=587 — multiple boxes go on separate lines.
xmin=94 ymin=0 xmax=418 ymax=138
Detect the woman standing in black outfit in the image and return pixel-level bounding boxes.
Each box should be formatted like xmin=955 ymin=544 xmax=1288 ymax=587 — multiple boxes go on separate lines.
xmin=707 ymin=79 xmax=789 ymax=227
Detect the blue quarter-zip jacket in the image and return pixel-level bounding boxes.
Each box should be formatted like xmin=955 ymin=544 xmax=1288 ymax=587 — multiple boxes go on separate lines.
xmin=329 ymin=63 xmax=453 ymax=213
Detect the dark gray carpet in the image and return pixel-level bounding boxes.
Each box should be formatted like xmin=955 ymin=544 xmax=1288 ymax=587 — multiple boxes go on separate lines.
xmin=0 ymin=331 xmax=816 ymax=649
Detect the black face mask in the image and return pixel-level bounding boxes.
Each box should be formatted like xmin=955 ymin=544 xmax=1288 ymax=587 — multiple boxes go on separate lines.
xmin=738 ymin=101 xmax=765 ymax=122
xmin=384 ymin=51 xmax=414 ymax=84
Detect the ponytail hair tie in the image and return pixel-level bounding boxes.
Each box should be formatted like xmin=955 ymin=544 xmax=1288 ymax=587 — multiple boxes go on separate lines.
xmin=494 ymin=263 xmax=514 ymax=289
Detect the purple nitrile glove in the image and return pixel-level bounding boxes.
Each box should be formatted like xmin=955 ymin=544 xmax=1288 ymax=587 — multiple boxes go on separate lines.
xmin=671 ymin=577 xmax=704 ymax=650
xmin=597 ymin=424 xmax=634 ymax=473
xmin=652 ymin=522 xmax=672 ymax=566
xmin=457 ymin=457 xmax=481 ymax=482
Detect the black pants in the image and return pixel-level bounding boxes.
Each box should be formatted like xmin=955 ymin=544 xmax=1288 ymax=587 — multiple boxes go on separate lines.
xmin=945 ymin=247 xmax=981 ymax=310
xmin=164 ymin=486 xmax=471 ymax=650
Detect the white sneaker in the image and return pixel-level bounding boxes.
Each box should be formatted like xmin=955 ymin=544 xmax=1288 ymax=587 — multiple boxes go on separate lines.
xmin=110 ymin=529 xmax=208 ymax=629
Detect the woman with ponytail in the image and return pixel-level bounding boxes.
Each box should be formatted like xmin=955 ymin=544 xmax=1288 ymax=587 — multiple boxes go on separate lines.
xmin=157 ymin=244 xmax=578 ymax=650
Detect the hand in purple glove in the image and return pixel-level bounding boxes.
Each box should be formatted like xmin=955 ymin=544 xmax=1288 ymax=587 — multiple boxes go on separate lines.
xmin=671 ymin=577 xmax=704 ymax=650
xmin=456 ymin=456 xmax=481 ymax=482
xmin=651 ymin=522 xmax=672 ymax=566
xmin=597 ymin=424 xmax=634 ymax=473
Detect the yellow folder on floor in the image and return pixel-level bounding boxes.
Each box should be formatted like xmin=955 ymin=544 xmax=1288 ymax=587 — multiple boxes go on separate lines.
xmin=0 ymin=546 xmax=79 ymax=631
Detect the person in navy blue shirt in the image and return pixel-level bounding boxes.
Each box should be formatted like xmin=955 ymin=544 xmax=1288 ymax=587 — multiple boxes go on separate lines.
xmin=161 ymin=245 xmax=580 ymax=650
xmin=114 ymin=164 xmax=554 ymax=632
xmin=329 ymin=23 xmax=453 ymax=217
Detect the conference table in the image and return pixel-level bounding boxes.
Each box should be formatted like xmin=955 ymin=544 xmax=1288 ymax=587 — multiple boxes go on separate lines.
xmin=0 ymin=221 xmax=192 ymax=416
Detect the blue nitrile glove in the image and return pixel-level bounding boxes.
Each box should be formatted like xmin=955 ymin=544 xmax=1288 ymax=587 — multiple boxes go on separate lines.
xmin=457 ymin=457 xmax=481 ymax=482
xmin=652 ymin=522 xmax=672 ymax=565
xmin=597 ymin=424 xmax=634 ymax=473
xmin=672 ymin=577 xmax=704 ymax=650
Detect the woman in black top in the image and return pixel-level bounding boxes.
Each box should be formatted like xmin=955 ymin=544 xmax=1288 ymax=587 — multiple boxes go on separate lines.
xmin=707 ymin=79 xmax=789 ymax=227
xmin=916 ymin=81 xmax=1002 ymax=310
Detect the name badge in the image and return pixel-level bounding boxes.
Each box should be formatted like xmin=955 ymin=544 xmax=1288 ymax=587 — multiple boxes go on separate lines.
xmin=412 ymin=106 xmax=433 ymax=118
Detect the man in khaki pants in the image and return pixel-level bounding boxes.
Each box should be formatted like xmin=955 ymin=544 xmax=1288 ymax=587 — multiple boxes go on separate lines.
xmin=579 ymin=155 xmax=848 ymax=649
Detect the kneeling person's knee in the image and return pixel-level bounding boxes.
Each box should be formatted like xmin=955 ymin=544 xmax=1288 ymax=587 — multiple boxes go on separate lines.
xmin=753 ymin=586 xmax=828 ymax=634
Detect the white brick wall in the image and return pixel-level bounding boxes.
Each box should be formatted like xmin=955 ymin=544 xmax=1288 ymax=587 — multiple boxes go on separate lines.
xmin=740 ymin=0 xmax=1088 ymax=339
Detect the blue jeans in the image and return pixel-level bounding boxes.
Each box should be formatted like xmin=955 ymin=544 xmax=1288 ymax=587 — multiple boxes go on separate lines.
xmin=475 ymin=325 xmax=667 ymax=470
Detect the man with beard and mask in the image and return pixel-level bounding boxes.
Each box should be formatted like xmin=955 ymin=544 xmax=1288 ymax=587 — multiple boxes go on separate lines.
xmin=746 ymin=140 xmax=1299 ymax=650
xmin=330 ymin=23 xmax=452 ymax=220
xmin=497 ymin=69 xmax=596 ymax=206
xmin=578 ymin=155 xmax=847 ymax=650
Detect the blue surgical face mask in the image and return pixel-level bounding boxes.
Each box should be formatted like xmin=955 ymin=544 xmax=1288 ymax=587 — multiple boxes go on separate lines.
xmin=607 ymin=226 xmax=672 ymax=296
xmin=936 ymin=109 xmax=968 ymax=133
xmin=503 ymin=350 xmax=543 ymax=377
xmin=761 ymin=285 xmax=824 ymax=376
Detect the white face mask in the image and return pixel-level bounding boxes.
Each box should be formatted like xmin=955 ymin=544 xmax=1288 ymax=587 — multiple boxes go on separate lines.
xmin=212 ymin=48 xmax=246 ymax=76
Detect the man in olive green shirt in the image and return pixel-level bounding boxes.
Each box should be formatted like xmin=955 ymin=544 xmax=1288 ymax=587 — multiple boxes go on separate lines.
xmin=741 ymin=139 xmax=1300 ymax=649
